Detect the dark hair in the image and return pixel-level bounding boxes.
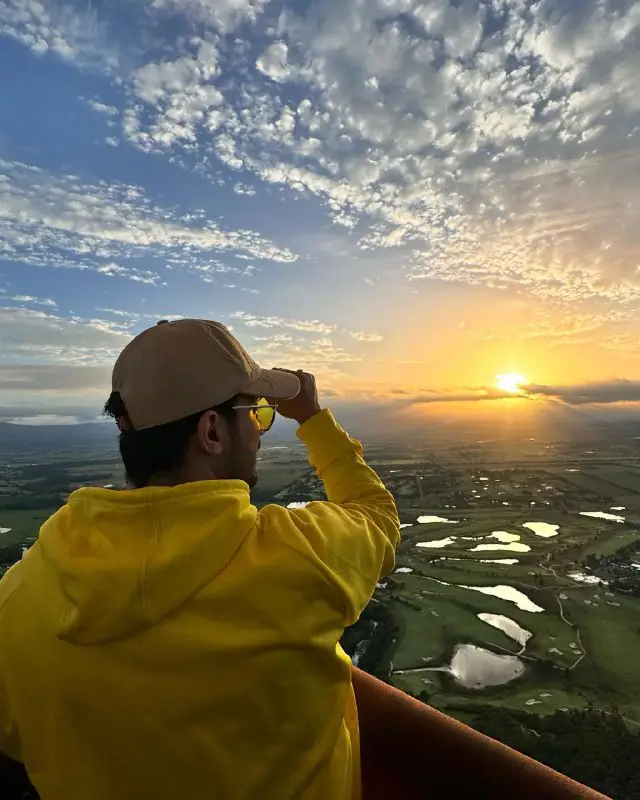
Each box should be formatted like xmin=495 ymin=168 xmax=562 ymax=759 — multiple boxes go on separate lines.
xmin=103 ymin=392 xmax=237 ymax=489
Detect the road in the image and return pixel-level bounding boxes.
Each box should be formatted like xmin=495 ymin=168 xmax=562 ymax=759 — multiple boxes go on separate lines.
xmin=538 ymin=553 xmax=586 ymax=669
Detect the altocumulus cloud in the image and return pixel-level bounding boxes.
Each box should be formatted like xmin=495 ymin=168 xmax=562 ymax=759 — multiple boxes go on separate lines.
xmin=0 ymin=159 xmax=297 ymax=284
xmin=3 ymin=0 xmax=640 ymax=309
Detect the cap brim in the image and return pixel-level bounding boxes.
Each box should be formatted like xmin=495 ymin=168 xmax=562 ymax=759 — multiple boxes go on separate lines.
xmin=248 ymin=369 xmax=301 ymax=400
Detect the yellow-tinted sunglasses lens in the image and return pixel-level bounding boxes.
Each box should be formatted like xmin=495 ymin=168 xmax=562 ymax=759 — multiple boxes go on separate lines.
xmin=255 ymin=398 xmax=276 ymax=432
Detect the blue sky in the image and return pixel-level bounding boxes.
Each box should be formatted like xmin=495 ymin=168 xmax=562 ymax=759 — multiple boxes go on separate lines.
xmin=1 ymin=0 xmax=640 ymax=425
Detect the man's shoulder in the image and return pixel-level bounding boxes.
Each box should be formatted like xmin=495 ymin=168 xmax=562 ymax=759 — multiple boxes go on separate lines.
xmin=257 ymin=501 xmax=325 ymax=547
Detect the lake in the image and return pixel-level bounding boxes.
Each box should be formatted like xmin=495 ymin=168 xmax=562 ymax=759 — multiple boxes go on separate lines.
xmin=416 ymin=537 xmax=457 ymax=549
xmin=478 ymin=613 xmax=532 ymax=647
xmin=488 ymin=531 xmax=520 ymax=543
xmin=523 ymin=521 xmax=559 ymax=538
xmin=580 ymin=511 xmax=625 ymax=522
xmin=469 ymin=542 xmax=531 ymax=553
xmin=461 ymin=584 xmax=544 ymax=613
xmin=449 ymin=644 xmax=525 ymax=689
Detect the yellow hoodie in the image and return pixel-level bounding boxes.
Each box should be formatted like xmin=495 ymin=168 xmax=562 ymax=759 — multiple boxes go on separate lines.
xmin=0 ymin=410 xmax=399 ymax=800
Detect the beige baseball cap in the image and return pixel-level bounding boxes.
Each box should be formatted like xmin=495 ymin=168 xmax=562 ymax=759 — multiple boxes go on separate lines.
xmin=112 ymin=319 xmax=300 ymax=430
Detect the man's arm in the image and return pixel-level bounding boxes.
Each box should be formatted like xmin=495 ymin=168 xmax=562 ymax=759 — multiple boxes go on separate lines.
xmin=274 ymin=371 xmax=400 ymax=624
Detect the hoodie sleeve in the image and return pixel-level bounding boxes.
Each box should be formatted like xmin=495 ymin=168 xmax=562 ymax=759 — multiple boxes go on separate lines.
xmin=281 ymin=410 xmax=400 ymax=625
xmin=0 ymin=574 xmax=22 ymax=762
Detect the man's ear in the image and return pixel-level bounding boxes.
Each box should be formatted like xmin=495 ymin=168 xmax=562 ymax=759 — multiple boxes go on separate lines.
xmin=196 ymin=410 xmax=225 ymax=457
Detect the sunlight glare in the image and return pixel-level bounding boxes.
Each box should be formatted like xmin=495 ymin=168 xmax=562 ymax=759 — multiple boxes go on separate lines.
xmin=496 ymin=372 xmax=527 ymax=394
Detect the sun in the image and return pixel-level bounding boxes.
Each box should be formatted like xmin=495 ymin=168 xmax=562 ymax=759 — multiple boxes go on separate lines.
xmin=496 ymin=372 xmax=527 ymax=394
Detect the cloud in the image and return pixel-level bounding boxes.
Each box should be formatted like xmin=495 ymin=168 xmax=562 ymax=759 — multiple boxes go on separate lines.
xmin=256 ymin=42 xmax=291 ymax=83
xmin=250 ymin=337 xmax=362 ymax=376
xmin=409 ymin=379 xmax=640 ymax=408
xmin=231 ymin=311 xmax=335 ymax=334
xmin=0 ymin=306 xmax=131 ymax=365
xmin=0 ymin=405 xmax=104 ymax=424
xmin=0 ymin=0 xmax=120 ymax=71
xmin=10 ymin=295 xmax=57 ymax=308
xmin=233 ymin=182 xmax=257 ymax=196
xmin=524 ymin=380 xmax=640 ymax=406
xmin=411 ymin=387 xmax=516 ymax=405
xmin=149 ymin=0 xmax=269 ymax=33
xmin=96 ymin=0 xmax=640 ymax=307
xmin=87 ymin=100 xmax=118 ymax=117
xmin=231 ymin=312 xmax=384 ymax=343
xmin=0 ymin=159 xmax=297 ymax=284
xmin=349 ymin=331 xmax=383 ymax=343
xmin=9 ymin=0 xmax=638 ymax=308
xmin=0 ymin=364 xmax=110 ymax=393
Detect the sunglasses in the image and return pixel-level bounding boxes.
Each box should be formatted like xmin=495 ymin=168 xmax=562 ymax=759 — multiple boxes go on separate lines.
xmin=232 ymin=397 xmax=278 ymax=434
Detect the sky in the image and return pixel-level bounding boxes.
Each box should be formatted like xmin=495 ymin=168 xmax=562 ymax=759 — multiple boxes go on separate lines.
xmin=1 ymin=0 xmax=640 ymax=428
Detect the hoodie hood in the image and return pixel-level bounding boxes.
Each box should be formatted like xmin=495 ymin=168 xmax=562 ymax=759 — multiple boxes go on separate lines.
xmin=36 ymin=482 xmax=257 ymax=645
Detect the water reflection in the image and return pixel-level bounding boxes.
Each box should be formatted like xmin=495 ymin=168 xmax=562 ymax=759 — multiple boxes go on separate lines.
xmin=461 ymin=584 xmax=544 ymax=612
xmin=523 ymin=521 xmax=559 ymax=538
xmin=417 ymin=515 xmax=459 ymax=524
xmin=287 ymin=501 xmax=309 ymax=509
xmin=489 ymin=531 xmax=520 ymax=543
xmin=580 ymin=511 xmax=625 ymax=522
xmin=469 ymin=542 xmax=531 ymax=553
xmin=479 ymin=558 xmax=519 ymax=565
xmin=449 ymin=644 xmax=524 ymax=689
xmin=395 ymin=567 xmax=414 ymax=574
xmin=478 ymin=613 xmax=532 ymax=647
xmin=470 ymin=530 xmax=530 ymax=553
xmin=416 ymin=537 xmax=457 ymax=549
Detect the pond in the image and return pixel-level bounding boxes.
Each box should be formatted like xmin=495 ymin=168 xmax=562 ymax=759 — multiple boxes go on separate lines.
xmin=461 ymin=584 xmax=544 ymax=613
xmin=580 ymin=511 xmax=625 ymax=522
xmin=522 ymin=521 xmax=559 ymax=538
xmin=470 ymin=530 xmax=531 ymax=553
xmin=416 ymin=537 xmax=457 ymax=549
xmin=488 ymin=531 xmax=520 ymax=542
xmin=478 ymin=613 xmax=532 ymax=647
xmin=449 ymin=644 xmax=525 ymax=689
xmin=416 ymin=515 xmax=459 ymax=524
xmin=469 ymin=542 xmax=531 ymax=553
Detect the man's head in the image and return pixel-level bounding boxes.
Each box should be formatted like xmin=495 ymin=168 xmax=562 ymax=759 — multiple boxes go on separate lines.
xmin=103 ymin=319 xmax=300 ymax=489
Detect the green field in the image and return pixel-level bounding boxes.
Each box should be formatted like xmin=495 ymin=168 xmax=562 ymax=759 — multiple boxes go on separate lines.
xmin=0 ymin=508 xmax=56 ymax=544
xmin=386 ymin=500 xmax=640 ymax=723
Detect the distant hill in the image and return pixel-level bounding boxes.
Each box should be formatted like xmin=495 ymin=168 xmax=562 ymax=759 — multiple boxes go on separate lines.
xmin=0 ymin=417 xmax=299 ymax=459
xmin=0 ymin=421 xmax=117 ymax=456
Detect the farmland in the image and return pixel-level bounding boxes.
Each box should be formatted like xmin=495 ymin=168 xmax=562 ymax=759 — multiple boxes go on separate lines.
xmin=3 ymin=424 xmax=640 ymax=727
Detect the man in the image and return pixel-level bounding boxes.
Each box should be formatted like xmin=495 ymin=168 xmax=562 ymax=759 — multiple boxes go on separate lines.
xmin=0 ymin=319 xmax=400 ymax=800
